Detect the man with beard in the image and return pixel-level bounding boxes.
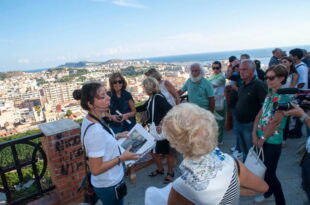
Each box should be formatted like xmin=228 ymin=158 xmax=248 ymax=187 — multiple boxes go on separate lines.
xmin=178 ymin=63 xmax=215 ymax=112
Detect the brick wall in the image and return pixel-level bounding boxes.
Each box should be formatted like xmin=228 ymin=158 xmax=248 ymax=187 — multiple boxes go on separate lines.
xmin=39 ymin=119 xmax=85 ymax=205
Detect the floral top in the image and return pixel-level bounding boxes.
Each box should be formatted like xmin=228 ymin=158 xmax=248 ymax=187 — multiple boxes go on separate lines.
xmin=256 ymin=90 xmax=293 ymax=144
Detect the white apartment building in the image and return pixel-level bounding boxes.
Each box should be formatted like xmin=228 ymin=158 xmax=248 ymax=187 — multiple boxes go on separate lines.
xmin=43 ymin=82 xmax=78 ymax=104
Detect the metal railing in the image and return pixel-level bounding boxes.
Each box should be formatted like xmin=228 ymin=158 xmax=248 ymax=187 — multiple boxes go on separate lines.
xmin=0 ymin=133 xmax=55 ymax=204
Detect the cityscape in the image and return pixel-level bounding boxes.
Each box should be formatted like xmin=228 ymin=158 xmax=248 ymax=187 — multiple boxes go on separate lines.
xmin=0 ymin=59 xmax=211 ymax=138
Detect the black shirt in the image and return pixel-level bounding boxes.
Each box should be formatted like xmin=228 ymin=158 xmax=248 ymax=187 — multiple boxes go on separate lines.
xmin=235 ymin=78 xmax=267 ymax=123
xmin=136 ymin=93 xmax=172 ymax=126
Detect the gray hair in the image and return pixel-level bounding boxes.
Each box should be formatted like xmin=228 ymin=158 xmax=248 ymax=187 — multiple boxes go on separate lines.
xmin=189 ymin=63 xmax=205 ymax=76
xmin=240 ymin=59 xmax=256 ymax=71
xmin=272 ymin=48 xmax=282 ymax=54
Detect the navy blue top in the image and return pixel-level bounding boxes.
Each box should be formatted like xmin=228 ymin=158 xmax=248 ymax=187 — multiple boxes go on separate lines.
xmin=107 ymin=90 xmax=136 ymax=128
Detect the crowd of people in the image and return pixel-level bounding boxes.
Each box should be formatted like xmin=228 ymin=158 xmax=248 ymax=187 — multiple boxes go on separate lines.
xmin=73 ymin=47 xmax=310 ymax=205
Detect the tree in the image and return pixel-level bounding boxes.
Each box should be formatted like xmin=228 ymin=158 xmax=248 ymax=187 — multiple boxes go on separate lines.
xmin=66 ymin=110 xmax=72 ymax=117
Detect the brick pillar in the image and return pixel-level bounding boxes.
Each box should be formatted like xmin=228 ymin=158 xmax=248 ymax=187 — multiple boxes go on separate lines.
xmin=39 ymin=119 xmax=85 ymax=205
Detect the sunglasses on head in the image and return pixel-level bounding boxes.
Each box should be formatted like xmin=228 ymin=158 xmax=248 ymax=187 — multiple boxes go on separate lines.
xmin=265 ymin=75 xmax=276 ymax=81
xmin=212 ymin=67 xmax=220 ymax=70
xmin=113 ymin=80 xmax=123 ymax=84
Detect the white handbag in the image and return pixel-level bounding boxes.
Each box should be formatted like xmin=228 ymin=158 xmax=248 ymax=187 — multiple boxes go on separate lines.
xmin=215 ymin=95 xmax=225 ymax=111
xmin=147 ymin=94 xmax=166 ymax=141
xmin=244 ymin=146 xmax=267 ymax=179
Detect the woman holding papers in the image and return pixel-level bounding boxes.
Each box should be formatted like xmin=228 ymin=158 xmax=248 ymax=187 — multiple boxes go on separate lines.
xmin=105 ymin=72 xmax=136 ymax=134
xmin=136 ymin=77 xmax=175 ymax=184
xmin=73 ymin=82 xmax=140 ymax=205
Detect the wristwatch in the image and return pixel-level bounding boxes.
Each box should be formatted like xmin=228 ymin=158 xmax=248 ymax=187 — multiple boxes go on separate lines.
xmin=300 ymin=114 xmax=308 ymax=122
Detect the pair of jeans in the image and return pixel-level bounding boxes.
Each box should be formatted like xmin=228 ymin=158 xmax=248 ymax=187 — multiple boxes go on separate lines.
xmin=263 ymin=143 xmax=286 ymax=205
xmin=235 ymin=120 xmax=254 ymax=160
xmin=301 ymin=152 xmax=310 ymax=203
xmin=94 ymin=182 xmax=124 ymax=205
xmin=231 ymin=107 xmax=241 ymax=152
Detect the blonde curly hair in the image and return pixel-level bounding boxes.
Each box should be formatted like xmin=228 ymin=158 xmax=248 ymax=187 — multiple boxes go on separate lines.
xmin=162 ymin=103 xmax=218 ymax=159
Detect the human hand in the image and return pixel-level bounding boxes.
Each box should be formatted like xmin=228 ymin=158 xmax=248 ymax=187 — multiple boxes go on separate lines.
xmin=120 ymin=146 xmax=141 ymax=161
xmin=156 ymin=126 xmax=162 ymax=134
xmin=255 ymin=139 xmax=265 ymax=148
xmin=116 ymin=131 xmax=129 ymax=139
xmin=111 ymin=114 xmax=122 ymax=123
xmin=284 ymin=103 xmax=305 ymax=118
xmin=121 ymin=113 xmax=130 ymax=121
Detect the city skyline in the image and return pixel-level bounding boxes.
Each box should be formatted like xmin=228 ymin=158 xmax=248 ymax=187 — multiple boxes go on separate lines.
xmin=1 ymin=0 xmax=310 ymax=71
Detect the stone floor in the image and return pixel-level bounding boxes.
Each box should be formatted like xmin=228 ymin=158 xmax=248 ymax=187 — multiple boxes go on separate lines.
xmin=124 ymin=130 xmax=308 ymax=205
xmin=1 ymin=130 xmax=308 ymax=205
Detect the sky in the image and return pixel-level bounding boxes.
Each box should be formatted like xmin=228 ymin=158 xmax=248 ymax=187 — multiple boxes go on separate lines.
xmin=1 ymin=0 xmax=310 ymax=71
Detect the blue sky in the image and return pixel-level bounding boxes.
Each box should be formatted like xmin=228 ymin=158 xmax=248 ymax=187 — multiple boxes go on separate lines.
xmin=1 ymin=0 xmax=310 ymax=71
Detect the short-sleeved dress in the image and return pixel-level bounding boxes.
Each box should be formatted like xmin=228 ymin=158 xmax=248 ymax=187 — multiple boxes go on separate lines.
xmin=136 ymin=93 xmax=172 ymax=154
xmin=108 ymin=90 xmax=136 ymax=133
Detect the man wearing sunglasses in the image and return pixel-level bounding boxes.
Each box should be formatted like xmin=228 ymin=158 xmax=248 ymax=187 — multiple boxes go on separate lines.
xmin=178 ymin=63 xmax=215 ymax=112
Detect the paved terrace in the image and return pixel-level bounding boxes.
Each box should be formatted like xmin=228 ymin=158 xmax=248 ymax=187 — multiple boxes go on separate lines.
xmin=1 ymin=130 xmax=307 ymax=205
xmin=123 ymin=130 xmax=308 ymax=205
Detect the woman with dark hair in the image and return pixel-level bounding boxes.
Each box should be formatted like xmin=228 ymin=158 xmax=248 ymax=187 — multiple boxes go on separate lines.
xmin=252 ymin=65 xmax=293 ymax=204
xmin=105 ymin=72 xmax=136 ymax=134
xmin=281 ymin=56 xmax=299 ymax=88
xmin=136 ymin=77 xmax=175 ymax=184
xmin=73 ymin=82 xmax=139 ymax=205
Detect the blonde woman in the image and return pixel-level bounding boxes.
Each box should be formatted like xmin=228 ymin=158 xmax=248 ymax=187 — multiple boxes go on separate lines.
xmin=145 ymin=68 xmax=180 ymax=106
xmin=163 ymin=103 xmax=268 ymax=205
xmin=136 ymin=77 xmax=175 ymax=184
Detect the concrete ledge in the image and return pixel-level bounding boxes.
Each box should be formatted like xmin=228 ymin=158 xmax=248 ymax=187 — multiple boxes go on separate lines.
xmin=39 ymin=119 xmax=80 ymax=136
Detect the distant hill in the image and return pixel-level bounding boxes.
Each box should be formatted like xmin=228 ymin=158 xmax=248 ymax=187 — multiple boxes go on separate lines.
xmin=57 ymin=59 xmax=129 ymax=68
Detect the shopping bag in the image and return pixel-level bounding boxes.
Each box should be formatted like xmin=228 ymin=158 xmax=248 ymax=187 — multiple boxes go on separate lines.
xmin=149 ymin=122 xmax=166 ymax=141
xmin=244 ymin=146 xmax=266 ymax=179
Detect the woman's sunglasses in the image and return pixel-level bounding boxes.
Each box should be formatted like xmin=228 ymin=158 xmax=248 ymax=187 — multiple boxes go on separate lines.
xmin=265 ymin=76 xmax=276 ymax=81
xmin=113 ymin=80 xmax=123 ymax=84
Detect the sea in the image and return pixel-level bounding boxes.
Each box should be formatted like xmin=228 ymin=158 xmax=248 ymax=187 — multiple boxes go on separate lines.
xmin=25 ymin=45 xmax=310 ymax=72
xmin=146 ymin=45 xmax=310 ymax=67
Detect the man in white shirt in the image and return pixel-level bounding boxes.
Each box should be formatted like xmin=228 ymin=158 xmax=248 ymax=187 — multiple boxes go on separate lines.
xmin=290 ymin=48 xmax=308 ymax=90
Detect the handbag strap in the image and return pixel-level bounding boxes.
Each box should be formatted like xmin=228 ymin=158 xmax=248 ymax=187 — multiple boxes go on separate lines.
xmin=253 ymin=145 xmax=265 ymax=162
xmin=82 ymin=122 xmax=95 ymax=170
xmin=88 ymin=113 xmax=126 ymax=169
xmin=147 ymin=94 xmax=162 ymax=123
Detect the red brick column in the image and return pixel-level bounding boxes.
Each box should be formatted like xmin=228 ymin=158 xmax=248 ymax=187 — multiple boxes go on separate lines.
xmin=39 ymin=119 xmax=85 ymax=205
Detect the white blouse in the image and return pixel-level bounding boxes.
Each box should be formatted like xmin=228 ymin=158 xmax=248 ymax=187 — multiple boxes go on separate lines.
xmin=81 ymin=117 xmax=124 ymax=188
xmin=173 ymin=148 xmax=240 ymax=205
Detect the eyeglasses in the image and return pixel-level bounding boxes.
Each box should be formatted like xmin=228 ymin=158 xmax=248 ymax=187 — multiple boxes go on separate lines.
xmin=212 ymin=67 xmax=220 ymax=70
xmin=113 ymin=80 xmax=123 ymax=85
xmin=265 ymin=75 xmax=276 ymax=81
xmin=95 ymin=94 xmax=106 ymax=99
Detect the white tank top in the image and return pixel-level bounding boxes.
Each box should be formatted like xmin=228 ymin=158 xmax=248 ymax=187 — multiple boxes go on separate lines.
xmin=159 ymin=80 xmax=176 ymax=106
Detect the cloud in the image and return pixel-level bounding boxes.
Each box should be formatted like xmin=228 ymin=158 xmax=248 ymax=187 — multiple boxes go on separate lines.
xmin=90 ymin=0 xmax=146 ymax=8
xmin=0 ymin=38 xmax=14 ymax=43
xmin=18 ymin=58 xmax=30 ymax=64
xmin=112 ymin=0 xmax=146 ymax=8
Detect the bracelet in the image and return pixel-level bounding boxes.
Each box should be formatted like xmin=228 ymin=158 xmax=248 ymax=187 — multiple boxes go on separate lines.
xmin=117 ymin=156 xmax=121 ymax=165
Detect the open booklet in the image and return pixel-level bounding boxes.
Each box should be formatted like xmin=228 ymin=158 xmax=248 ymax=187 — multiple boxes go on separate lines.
xmin=117 ymin=123 xmax=155 ymax=167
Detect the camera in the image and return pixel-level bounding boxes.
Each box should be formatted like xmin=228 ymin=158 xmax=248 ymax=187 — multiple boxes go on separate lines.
xmin=275 ymin=88 xmax=310 ymax=111
xmin=273 ymin=102 xmax=292 ymax=111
